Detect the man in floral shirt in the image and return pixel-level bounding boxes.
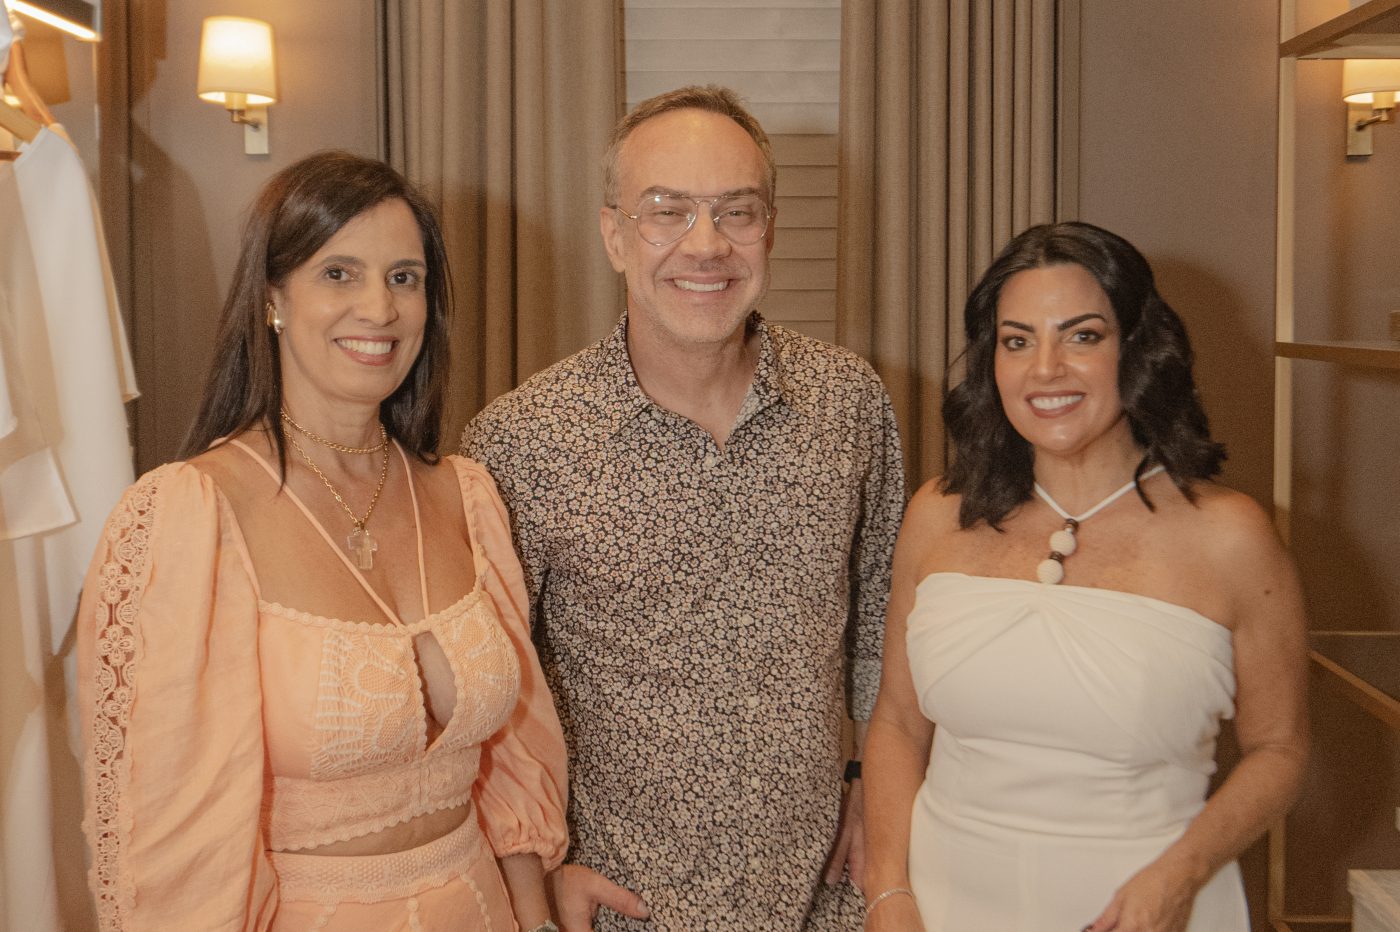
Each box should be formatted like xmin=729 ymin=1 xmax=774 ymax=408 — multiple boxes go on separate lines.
xmin=463 ymin=85 xmax=904 ymax=931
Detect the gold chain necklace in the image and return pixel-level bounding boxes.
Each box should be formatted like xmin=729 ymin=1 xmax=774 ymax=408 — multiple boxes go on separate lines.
xmin=281 ymin=408 xmax=388 ymax=455
xmin=284 ymin=425 xmax=390 ymax=570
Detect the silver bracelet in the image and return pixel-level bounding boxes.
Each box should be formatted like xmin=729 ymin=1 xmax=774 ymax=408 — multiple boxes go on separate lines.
xmin=866 ymin=886 xmax=915 ymax=914
xmin=525 ymin=923 xmax=559 ymax=932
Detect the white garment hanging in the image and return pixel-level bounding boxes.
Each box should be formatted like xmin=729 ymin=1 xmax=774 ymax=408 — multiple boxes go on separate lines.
xmin=0 ymin=6 xmax=20 ymax=74
xmin=0 ymin=125 xmax=137 ymax=557
xmin=0 ymin=292 xmax=15 ymax=439
xmin=1 ymin=124 xmax=137 ymax=932
xmin=0 ymin=136 xmax=75 ymax=541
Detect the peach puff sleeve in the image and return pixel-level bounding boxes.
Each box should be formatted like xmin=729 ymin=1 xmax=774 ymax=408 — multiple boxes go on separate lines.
xmin=456 ymin=457 xmax=570 ymax=870
xmin=78 ymin=463 xmax=276 ymax=931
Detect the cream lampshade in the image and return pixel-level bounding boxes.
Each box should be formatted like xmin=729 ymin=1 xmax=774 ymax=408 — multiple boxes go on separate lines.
xmin=196 ymin=16 xmax=277 ymax=111
xmin=1342 ymin=59 xmax=1400 ymax=109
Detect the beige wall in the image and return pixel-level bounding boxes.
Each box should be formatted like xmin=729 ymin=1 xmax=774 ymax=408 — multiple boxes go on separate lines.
xmin=107 ymin=0 xmax=382 ymax=472
xmin=1074 ymin=2 xmax=1280 ymax=509
xmin=1076 ymin=0 xmax=1400 ymax=922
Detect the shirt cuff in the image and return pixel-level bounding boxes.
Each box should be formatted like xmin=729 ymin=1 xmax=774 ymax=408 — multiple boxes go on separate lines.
xmin=848 ymin=656 xmax=882 ymax=721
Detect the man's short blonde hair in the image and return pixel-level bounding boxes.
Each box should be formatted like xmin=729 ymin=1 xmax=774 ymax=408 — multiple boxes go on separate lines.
xmin=602 ymin=85 xmax=776 ymax=207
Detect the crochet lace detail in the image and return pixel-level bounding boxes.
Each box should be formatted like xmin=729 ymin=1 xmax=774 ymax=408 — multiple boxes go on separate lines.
xmin=269 ymin=595 xmax=518 ymax=852
xmin=267 ymin=747 xmax=479 ymax=852
xmin=269 ymin=811 xmax=489 ymax=904
xmin=85 ymin=466 xmax=169 ymax=929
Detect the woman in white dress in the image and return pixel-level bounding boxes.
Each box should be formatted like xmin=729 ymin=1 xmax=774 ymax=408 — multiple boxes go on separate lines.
xmin=862 ymin=222 xmax=1308 ymax=932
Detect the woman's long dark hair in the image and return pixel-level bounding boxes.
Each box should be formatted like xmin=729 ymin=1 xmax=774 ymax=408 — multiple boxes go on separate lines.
xmin=942 ymin=221 xmax=1225 ymax=529
xmin=180 ymin=151 xmax=451 ymax=472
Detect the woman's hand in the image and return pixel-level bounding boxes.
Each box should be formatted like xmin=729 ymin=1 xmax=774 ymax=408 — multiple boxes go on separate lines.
xmin=864 ymin=889 xmax=926 ymax=932
xmin=1084 ymin=859 xmax=1201 ymax=932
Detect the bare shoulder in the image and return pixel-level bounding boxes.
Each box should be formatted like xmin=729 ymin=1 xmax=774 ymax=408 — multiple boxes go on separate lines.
xmin=412 ymin=454 xmax=470 ymax=509
xmin=1176 ymin=482 xmax=1301 ymax=626
xmin=1182 ymin=483 xmax=1284 ymax=562
xmin=891 ymin=478 xmax=964 ymax=568
xmin=185 ymin=431 xmax=279 ymax=507
xmin=903 ymin=477 xmax=963 ymax=538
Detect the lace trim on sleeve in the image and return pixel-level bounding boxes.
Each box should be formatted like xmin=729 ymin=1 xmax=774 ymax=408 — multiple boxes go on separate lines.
xmin=85 ymin=466 xmax=167 ymax=929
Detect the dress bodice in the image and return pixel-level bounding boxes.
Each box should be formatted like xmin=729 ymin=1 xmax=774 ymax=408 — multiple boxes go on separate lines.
xmin=220 ymin=443 xmax=523 ymax=851
xmin=907 ymin=572 xmax=1236 ymax=840
xmin=258 ymin=588 xmax=520 ymax=851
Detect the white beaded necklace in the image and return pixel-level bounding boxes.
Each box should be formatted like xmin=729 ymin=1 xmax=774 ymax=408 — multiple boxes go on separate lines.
xmin=1033 ymin=464 xmax=1165 ymax=585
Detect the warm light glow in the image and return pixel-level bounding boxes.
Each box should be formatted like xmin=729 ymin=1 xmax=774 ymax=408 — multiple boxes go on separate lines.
xmin=1342 ymin=59 xmax=1400 ymax=107
xmin=8 ymin=1 xmax=99 ymax=42
xmin=197 ymin=16 xmax=277 ymax=108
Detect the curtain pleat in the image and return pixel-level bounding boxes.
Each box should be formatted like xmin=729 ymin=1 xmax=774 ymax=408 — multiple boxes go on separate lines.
xmin=837 ymin=0 xmax=1059 ymax=487
xmin=382 ymin=0 xmax=622 ymax=448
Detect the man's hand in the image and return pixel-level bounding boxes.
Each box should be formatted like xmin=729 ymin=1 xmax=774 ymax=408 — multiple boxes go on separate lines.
xmin=547 ymin=863 xmax=650 ymax=931
xmin=822 ymin=776 xmax=866 ymax=887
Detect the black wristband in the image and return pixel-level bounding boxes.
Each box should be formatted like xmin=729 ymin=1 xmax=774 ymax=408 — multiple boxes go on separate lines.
xmin=843 ymin=759 xmax=862 ymax=783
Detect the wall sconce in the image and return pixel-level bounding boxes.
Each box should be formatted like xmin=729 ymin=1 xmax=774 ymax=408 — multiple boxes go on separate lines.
xmin=7 ymin=0 xmax=99 ymax=42
xmin=1344 ymin=58 xmax=1400 ymax=157
xmin=196 ymin=16 xmax=277 ymax=156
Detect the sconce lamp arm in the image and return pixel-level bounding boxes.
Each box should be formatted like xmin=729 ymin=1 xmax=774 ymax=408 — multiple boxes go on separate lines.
xmin=1354 ymin=107 xmax=1395 ymax=131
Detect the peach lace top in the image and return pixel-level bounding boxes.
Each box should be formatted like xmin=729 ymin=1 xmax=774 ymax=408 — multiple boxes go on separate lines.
xmin=77 ymin=449 xmax=568 ymax=931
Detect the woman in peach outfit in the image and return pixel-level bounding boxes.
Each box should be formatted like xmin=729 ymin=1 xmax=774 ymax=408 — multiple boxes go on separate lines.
xmin=78 ymin=152 xmax=567 ymax=931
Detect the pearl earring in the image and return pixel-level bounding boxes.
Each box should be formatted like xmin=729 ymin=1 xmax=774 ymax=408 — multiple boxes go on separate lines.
xmin=265 ymin=301 xmax=284 ymax=335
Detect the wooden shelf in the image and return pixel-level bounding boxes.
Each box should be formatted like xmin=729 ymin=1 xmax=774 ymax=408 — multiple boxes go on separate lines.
xmin=1275 ymin=340 xmax=1400 ymax=369
xmin=1272 ymin=919 xmax=1352 ymax=932
xmin=1310 ymin=632 xmax=1400 ymax=731
xmin=1281 ymin=0 xmax=1400 ymax=58
xmin=1273 ymin=0 xmax=1400 ymax=924
xmin=1273 ymin=917 xmax=1353 ymax=932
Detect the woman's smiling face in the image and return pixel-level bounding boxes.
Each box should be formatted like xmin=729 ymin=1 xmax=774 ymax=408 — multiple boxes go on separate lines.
xmin=993 ymin=262 xmax=1131 ymax=460
xmin=272 ymin=197 xmax=428 ymax=413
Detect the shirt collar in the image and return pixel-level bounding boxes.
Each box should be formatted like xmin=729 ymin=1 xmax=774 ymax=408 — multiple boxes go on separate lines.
xmin=594 ymin=311 xmax=792 ymax=438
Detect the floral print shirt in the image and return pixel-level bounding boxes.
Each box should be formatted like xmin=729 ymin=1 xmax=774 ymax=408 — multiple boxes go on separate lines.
xmin=461 ymin=313 xmax=905 ymax=930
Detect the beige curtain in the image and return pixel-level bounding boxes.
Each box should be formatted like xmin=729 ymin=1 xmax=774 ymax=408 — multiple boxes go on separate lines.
xmin=382 ymin=0 xmax=624 ymax=447
xmin=837 ymin=0 xmax=1059 ymax=487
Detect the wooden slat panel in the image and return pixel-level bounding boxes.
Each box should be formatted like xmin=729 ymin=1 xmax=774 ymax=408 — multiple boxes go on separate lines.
xmin=629 ymin=0 xmax=839 ymax=7
xmin=771 ymin=258 xmax=836 ymax=290
xmin=627 ymin=8 xmax=840 ymax=39
xmin=744 ymin=103 xmax=837 ymax=134
xmin=781 ymin=320 xmax=837 ymax=344
xmin=627 ymin=71 xmax=839 ymax=104
xmin=762 ymin=289 xmax=836 ymax=319
xmin=623 ymin=0 xmax=840 ymax=329
xmin=627 ymin=40 xmax=841 ymax=71
xmin=773 ymin=196 xmax=837 ymax=227
xmin=770 ymin=134 xmax=838 ymax=165
xmin=769 ymin=228 xmax=836 ymax=259
xmin=773 ymin=165 xmax=836 ymax=195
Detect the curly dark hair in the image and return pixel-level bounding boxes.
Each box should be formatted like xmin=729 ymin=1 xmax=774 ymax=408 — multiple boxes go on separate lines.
xmin=180 ymin=151 xmax=451 ymax=471
xmin=941 ymin=221 xmax=1225 ymax=529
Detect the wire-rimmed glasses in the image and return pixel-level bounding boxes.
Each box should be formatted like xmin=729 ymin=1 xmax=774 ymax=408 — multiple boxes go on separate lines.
xmin=612 ymin=192 xmax=773 ymax=247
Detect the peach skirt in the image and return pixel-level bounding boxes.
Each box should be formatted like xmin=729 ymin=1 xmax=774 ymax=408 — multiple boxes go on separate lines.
xmin=268 ymin=817 xmax=517 ymax=931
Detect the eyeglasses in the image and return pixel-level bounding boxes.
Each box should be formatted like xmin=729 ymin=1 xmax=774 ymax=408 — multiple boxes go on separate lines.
xmin=612 ymin=193 xmax=773 ymax=247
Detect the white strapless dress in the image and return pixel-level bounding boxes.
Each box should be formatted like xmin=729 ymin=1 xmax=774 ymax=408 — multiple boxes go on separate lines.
xmin=905 ymin=573 xmax=1249 ymax=932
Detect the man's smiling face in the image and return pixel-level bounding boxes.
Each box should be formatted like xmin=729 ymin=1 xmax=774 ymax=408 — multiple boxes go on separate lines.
xmin=601 ymin=108 xmax=774 ymax=350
